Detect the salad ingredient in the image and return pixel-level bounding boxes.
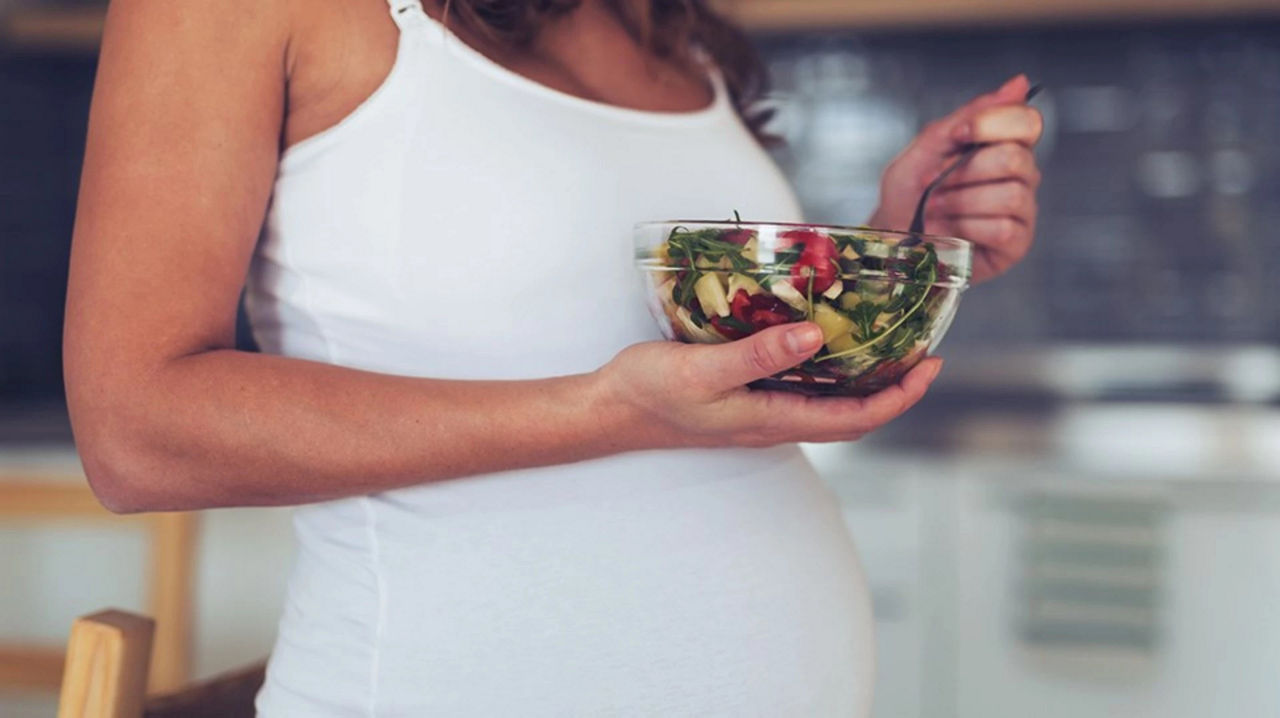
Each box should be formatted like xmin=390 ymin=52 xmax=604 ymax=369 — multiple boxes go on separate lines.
xmin=675 ymin=306 xmax=722 ymax=343
xmin=739 ymin=292 xmax=797 ymax=330
xmin=812 ymin=303 xmax=854 ymax=344
xmin=858 ymin=279 xmax=891 ymax=298
xmin=779 ymin=229 xmax=837 ymax=258
xmin=780 ymin=229 xmax=840 ymax=294
xmin=789 ymin=254 xmax=838 ymax=294
xmin=720 ymin=228 xmax=757 ymax=246
xmin=709 ymin=315 xmax=750 ymax=341
xmin=694 ymin=274 xmax=731 ymax=318
xmin=768 ymin=279 xmax=810 ymax=312
xmin=727 ymin=273 xmax=763 ymax=298
xmin=826 ymin=334 xmax=859 ymax=355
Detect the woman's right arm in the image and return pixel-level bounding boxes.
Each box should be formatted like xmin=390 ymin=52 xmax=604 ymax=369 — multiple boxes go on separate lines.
xmin=65 ymin=0 xmax=941 ymax=514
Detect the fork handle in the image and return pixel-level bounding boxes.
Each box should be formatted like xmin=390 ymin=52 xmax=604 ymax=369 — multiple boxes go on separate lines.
xmin=907 ymin=143 xmax=982 ymax=236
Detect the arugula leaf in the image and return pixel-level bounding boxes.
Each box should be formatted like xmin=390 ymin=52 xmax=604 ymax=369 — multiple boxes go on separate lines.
xmin=831 ymin=233 xmax=868 ymax=257
xmin=675 ymin=270 xmax=699 ymax=308
xmin=690 ymin=305 xmax=708 ymax=328
xmin=717 ymin=315 xmax=753 ymax=333
xmin=843 ymin=301 xmax=881 ymax=341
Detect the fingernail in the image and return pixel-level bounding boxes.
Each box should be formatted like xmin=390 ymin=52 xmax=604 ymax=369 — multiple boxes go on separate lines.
xmin=952 ymin=122 xmax=972 ymax=143
xmin=1001 ymin=73 xmax=1025 ymax=91
xmin=786 ymin=324 xmax=823 ymax=354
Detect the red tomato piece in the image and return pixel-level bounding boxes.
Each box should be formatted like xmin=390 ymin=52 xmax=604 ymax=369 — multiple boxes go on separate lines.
xmin=720 ymin=229 xmax=758 ymax=246
xmin=751 ymin=309 xmax=792 ymax=328
xmin=746 ymin=293 xmax=791 ymax=313
xmin=744 ymin=293 xmax=796 ymax=330
xmin=729 ymin=289 xmax=753 ymax=322
xmin=778 ymin=229 xmax=821 ymax=250
xmin=779 ymin=229 xmax=837 ymax=259
xmin=779 ymin=229 xmax=839 ymax=293
xmin=789 ymin=253 xmax=838 ymax=294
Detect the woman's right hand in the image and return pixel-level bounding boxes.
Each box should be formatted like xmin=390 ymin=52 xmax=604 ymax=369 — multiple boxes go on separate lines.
xmin=600 ymin=322 xmax=943 ymax=450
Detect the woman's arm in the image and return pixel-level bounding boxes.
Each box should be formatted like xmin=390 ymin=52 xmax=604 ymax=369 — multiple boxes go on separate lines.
xmin=66 ymin=0 xmax=940 ymax=514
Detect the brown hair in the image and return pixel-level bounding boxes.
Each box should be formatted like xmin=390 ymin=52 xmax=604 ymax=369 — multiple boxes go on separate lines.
xmin=434 ymin=0 xmax=774 ymax=140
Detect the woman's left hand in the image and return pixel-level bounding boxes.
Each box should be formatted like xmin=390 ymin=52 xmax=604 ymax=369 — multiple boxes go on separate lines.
xmin=867 ymin=74 xmax=1044 ymax=284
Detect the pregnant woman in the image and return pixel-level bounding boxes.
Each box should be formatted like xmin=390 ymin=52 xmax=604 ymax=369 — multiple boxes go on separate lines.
xmin=65 ymin=0 xmax=1042 ymax=714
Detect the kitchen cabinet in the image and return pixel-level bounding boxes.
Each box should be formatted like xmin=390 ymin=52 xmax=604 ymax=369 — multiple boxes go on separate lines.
xmin=1 ymin=6 xmax=103 ymax=51
xmin=806 ymin=402 xmax=1280 ymax=718
xmin=717 ymin=0 xmax=1280 ymax=31
xmin=8 ymin=0 xmax=1280 ymax=52
xmin=948 ymin=475 xmax=1280 ymax=718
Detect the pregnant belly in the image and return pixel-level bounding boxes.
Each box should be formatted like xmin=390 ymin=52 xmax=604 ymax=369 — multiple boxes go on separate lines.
xmin=263 ymin=451 xmax=876 ymax=717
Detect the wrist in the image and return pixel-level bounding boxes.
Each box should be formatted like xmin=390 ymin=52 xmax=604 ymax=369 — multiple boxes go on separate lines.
xmin=582 ymin=366 xmax=664 ymax=454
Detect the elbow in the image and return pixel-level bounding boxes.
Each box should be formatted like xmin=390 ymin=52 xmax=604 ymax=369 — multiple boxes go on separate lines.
xmin=71 ymin=398 xmax=183 ymax=514
xmin=64 ymin=339 xmax=196 ymax=514
xmin=67 ymin=365 xmax=190 ymax=513
xmin=83 ymin=464 xmax=148 ymax=515
xmin=78 ymin=430 xmax=161 ymax=514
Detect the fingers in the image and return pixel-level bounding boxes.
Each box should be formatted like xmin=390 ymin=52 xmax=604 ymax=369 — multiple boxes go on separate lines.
xmin=806 ymin=359 xmax=941 ymax=441
xmin=926 ymin=176 xmax=1037 ymax=277
xmin=927 ymin=181 xmax=1037 ymax=226
xmin=684 ymin=322 xmax=823 ymax=393
xmin=915 ymin=74 xmax=1032 ymax=155
xmin=729 ymin=358 xmax=944 ymax=445
xmin=938 ymin=216 xmax=1032 ymax=279
xmin=957 ymin=104 xmax=1044 ymax=147
xmin=940 ymin=142 xmax=1041 ymax=189
xmin=958 ymin=74 xmax=1031 ymax=117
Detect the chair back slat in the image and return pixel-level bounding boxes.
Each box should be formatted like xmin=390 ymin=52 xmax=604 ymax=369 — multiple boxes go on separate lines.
xmin=0 ymin=476 xmax=197 ymax=694
xmin=57 ymin=610 xmax=155 ymax=718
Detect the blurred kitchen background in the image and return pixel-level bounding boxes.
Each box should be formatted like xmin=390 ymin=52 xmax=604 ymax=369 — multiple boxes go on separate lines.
xmin=2 ymin=0 xmax=1279 ymax=716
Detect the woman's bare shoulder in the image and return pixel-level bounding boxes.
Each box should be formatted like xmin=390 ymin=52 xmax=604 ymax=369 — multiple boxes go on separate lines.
xmin=100 ymin=0 xmax=292 ymax=67
xmin=98 ymin=0 xmax=402 ymax=153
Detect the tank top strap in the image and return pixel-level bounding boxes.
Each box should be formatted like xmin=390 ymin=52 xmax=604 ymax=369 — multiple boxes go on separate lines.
xmin=385 ymin=0 xmax=428 ymax=31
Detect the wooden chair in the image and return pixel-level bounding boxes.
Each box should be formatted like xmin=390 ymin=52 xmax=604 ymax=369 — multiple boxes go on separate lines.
xmin=0 ymin=476 xmax=196 ymax=694
xmin=56 ymin=609 xmax=265 ymax=718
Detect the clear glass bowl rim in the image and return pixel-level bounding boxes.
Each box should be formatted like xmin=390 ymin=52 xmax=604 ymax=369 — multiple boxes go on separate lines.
xmin=634 ymin=220 xmax=973 ymax=254
xmin=635 ymin=220 xmax=972 ymax=289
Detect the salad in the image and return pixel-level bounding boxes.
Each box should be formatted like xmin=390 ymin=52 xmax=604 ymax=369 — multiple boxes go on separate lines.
xmin=638 ymin=221 xmax=970 ymax=396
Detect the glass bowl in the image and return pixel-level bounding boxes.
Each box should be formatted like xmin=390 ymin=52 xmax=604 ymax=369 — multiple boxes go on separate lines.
xmin=635 ymin=221 xmax=972 ymax=397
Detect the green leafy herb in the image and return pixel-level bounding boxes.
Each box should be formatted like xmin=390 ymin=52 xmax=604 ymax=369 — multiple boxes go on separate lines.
xmin=717 ymin=315 xmax=754 ymax=334
xmin=690 ymin=305 xmax=708 ymax=328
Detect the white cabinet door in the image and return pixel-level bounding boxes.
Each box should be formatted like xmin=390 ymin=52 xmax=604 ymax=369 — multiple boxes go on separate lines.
xmin=951 ymin=475 xmax=1280 ymax=718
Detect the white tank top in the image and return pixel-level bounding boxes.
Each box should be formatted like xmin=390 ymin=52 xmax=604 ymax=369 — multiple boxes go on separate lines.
xmin=247 ymin=1 xmax=874 ymax=715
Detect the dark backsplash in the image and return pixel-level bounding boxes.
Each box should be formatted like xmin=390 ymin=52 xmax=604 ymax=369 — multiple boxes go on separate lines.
xmin=2 ymin=19 xmax=1278 ymax=403
xmin=0 ymin=52 xmax=95 ymax=400
xmin=757 ymin=20 xmax=1280 ymax=346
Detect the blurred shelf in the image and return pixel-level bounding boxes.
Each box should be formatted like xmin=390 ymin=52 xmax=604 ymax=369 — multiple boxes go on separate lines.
xmin=0 ymin=402 xmax=72 ymax=444
xmin=930 ymin=343 xmax=1280 ymax=404
xmin=1 ymin=6 xmax=103 ymax=52
xmin=7 ymin=0 xmax=1280 ymax=54
xmin=717 ymin=0 xmax=1280 ymax=30
xmin=0 ymin=645 xmax=64 ymax=692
